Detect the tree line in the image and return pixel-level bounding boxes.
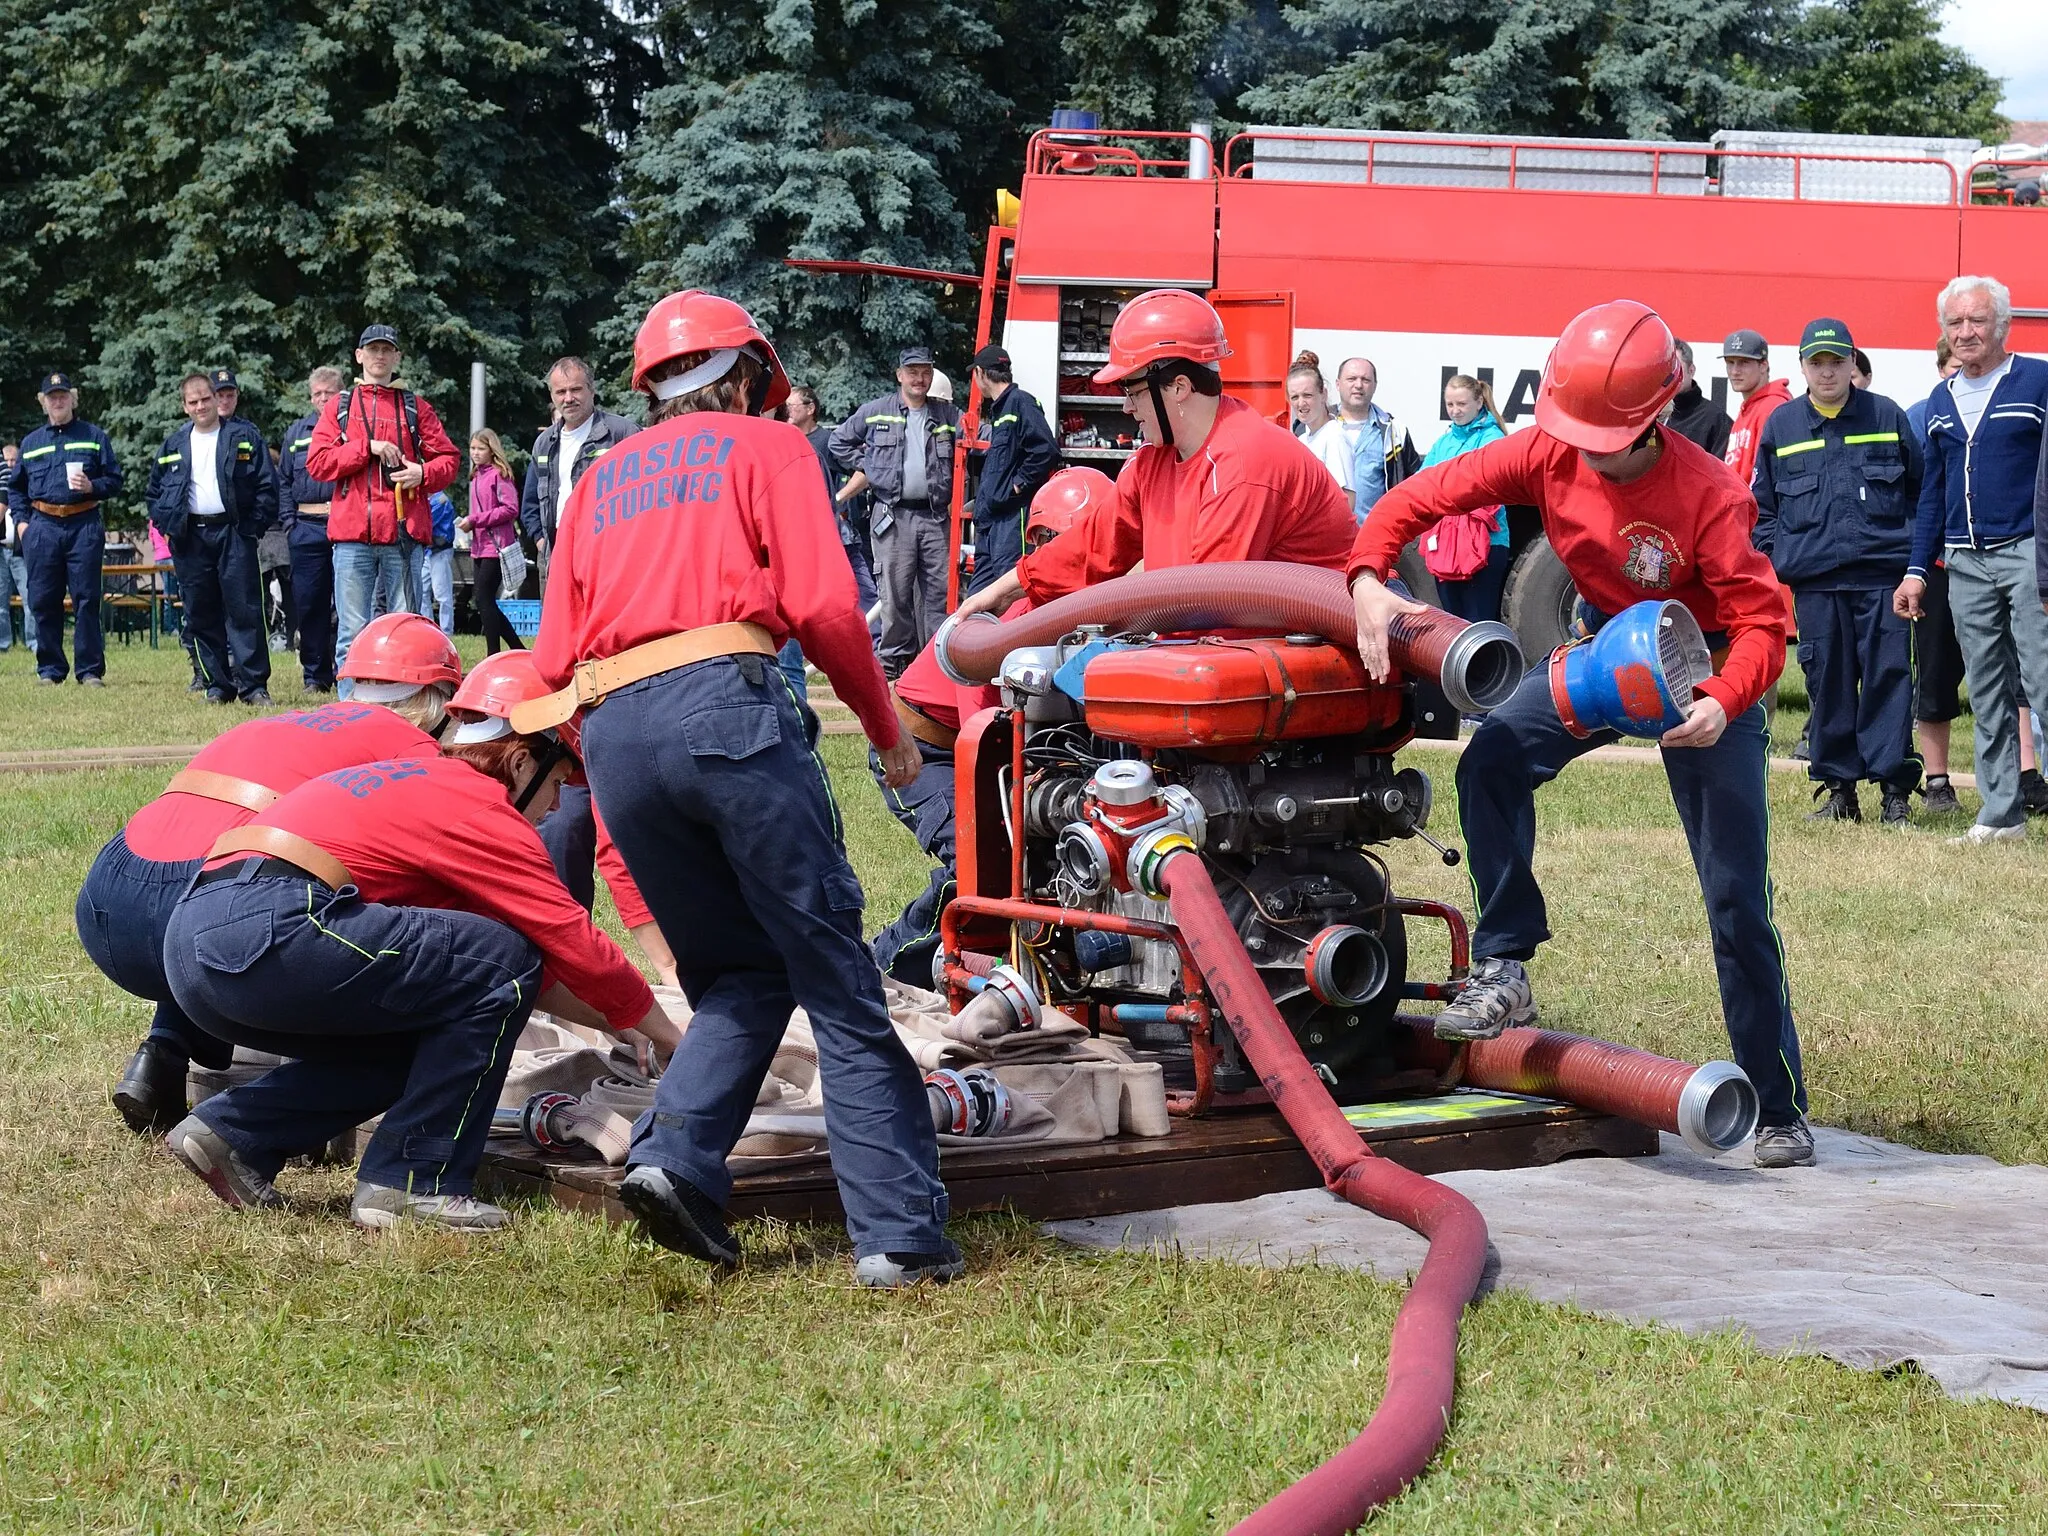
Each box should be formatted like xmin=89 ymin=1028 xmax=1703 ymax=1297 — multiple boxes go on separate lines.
xmin=0 ymin=0 xmax=2003 ymax=492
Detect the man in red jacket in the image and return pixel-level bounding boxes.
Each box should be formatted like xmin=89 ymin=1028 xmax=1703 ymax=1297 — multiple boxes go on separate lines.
xmin=1719 ymin=329 xmax=1792 ymax=484
xmin=307 ymin=324 xmax=460 ymax=694
xmin=955 ymin=289 xmax=1354 ymax=618
xmin=1351 ymin=300 xmax=1811 ymax=1169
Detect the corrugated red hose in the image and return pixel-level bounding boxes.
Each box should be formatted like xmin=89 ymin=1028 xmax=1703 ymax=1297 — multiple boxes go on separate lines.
xmin=1160 ymin=853 xmax=1489 ymax=1534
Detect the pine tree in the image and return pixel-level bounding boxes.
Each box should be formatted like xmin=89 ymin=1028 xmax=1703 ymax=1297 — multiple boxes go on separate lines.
xmin=1789 ymin=0 xmax=2005 ymax=140
xmin=1240 ymin=0 xmax=1801 ymax=142
xmin=616 ymin=0 xmax=1043 ymax=412
xmin=1058 ymin=0 xmax=1249 ymax=130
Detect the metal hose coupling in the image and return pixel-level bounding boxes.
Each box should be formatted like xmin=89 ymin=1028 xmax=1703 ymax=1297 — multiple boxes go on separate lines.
xmin=1673 ymin=1059 xmax=1760 ymax=1157
xmin=1429 ymin=617 xmax=1524 ymax=715
xmin=932 ymin=608 xmax=1003 ymax=687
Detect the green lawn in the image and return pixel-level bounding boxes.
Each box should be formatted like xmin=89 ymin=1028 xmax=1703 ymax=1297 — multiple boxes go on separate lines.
xmin=5 ymin=645 xmax=2048 ymax=1531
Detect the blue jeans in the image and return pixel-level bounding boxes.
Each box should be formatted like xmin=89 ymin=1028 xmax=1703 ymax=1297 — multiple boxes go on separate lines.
xmin=583 ymin=655 xmax=948 ymax=1258
xmin=869 ymin=740 xmax=957 ymax=987
xmin=427 ymin=547 xmax=455 ymax=634
xmin=1435 ymin=542 xmax=1512 ymax=628
xmin=332 ymin=542 xmax=412 ymax=697
xmin=170 ymin=521 xmax=269 ymax=699
xmin=24 ymin=509 xmax=104 ymax=681
xmin=74 ymin=830 xmax=229 ymax=1070
xmin=0 ymin=548 xmax=32 ymax=649
xmin=1456 ymin=663 xmax=1807 ymax=1127
xmin=164 ymin=864 xmax=540 ymax=1191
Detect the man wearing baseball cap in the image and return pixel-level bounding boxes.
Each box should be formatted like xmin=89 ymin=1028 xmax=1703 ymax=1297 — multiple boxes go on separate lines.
xmin=306 ymin=323 xmax=460 ymax=695
xmin=1721 ymin=329 xmax=1792 ymax=486
xmin=829 ymin=345 xmax=963 ymax=674
xmin=964 ymin=342 xmax=1056 ymax=596
xmin=1752 ymin=318 xmax=1923 ymax=825
xmin=4 ymin=372 xmax=123 ymax=685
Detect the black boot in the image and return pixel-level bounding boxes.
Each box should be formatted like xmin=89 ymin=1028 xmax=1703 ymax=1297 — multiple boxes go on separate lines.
xmin=1807 ymin=780 xmax=1861 ymax=822
xmin=111 ymin=1039 xmax=190 ymax=1136
xmin=2021 ymin=768 xmax=2048 ymax=818
xmin=1917 ymin=774 xmax=1961 ymax=816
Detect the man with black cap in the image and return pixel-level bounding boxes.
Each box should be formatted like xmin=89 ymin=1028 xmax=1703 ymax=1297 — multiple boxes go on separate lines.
xmin=964 ymin=343 xmax=1056 ymax=596
xmin=307 ymin=323 xmax=460 ymax=695
xmin=1752 ymin=318 xmax=1922 ymax=825
xmin=830 ymin=345 xmax=962 ymax=673
xmin=5 ymin=372 xmax=123 ymax=685
xmin=1721 ymin=328 xmax=1791 ymax=486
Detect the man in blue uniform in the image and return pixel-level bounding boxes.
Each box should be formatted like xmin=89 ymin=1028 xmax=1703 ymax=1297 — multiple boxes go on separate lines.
xmin=5 ymin=372 xmax=123 ymax=685
xmin=1753 ymin=319 xmax=1923 ymax=824
xmin=146 ymin=374 xmax=278 ymax=705
xmin=963 ymin=344 xmax=1057 ymax=596
xmin=278 ymin=367 xmax=343 ymax=692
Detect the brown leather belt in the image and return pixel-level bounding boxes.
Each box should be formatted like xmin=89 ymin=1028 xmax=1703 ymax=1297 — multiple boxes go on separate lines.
xmin=32 ymin=499 xmax=97 ymax=517
xmin=205 ymin=826 xmax=353 ymax=890
xmin=167 ymin=768 xmax=280 ymax=813
xmin=893 ymin=691 xmax=958 ymax=751
xmin=510 ymin=621 xmax=777 ymax=733
xmin=295 ymin=501 xmax=332 ymax=519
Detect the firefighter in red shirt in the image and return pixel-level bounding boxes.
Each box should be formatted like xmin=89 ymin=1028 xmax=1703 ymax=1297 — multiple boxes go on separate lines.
xmin=83 ymin=613 xmax=464 ymax=1137
xmin=956 ymin=289 xmax=1355 ymax=618
xmin=1350 ymin=299 xmax=1813 ymax=1170
xmin=158 ymin=652 xmax=678 ymax=1229
xmin=525 ymin=289 xmax=955 ymax=1286
xmin=871 ymin=467 xmax=1111 ymax=985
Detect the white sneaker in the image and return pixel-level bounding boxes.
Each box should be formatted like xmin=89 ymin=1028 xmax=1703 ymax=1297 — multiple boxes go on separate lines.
xmin=351 ymin=1182 xmax=509 ymax=1231
xmin=1948 ymin=822 xmax=2026 ymax=846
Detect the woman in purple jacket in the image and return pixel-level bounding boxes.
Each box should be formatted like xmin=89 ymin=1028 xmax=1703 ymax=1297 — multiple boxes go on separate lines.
xmin=461 ymin=429 xmax=524 ymax=654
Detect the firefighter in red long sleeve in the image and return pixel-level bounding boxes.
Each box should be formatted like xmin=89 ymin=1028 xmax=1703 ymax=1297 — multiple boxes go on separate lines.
xmin=956 ymin=289 xmax=1355 ymax=619
xmin=157 ymin=652 xmax=679 ymax=1229
xmin=1350 ymin=299 xmax=1812 ymax=1169
xmin=83 ymin=613 xmax=464 ymax=1137
xmin=525 ymin=289 xmax=956 ymax=1286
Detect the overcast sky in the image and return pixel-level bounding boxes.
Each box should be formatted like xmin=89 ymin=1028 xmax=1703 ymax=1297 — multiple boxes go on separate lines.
xmin=1941 ymin=0 xmax=2048 ymax=123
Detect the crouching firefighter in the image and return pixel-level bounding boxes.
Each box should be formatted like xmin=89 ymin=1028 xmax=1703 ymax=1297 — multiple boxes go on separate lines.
xmin=85 ymin=613 xmax=463 ymax=1137
xmin=1349 ymin=299 xmax=1813 ymax=1169
xmin=871 ymin=466 xmax=1113 ymax=986
xmin=157 ymin=651 xmax=678 ymax=1229
xmin=524 ymin=288 xmax=959 ymax=1287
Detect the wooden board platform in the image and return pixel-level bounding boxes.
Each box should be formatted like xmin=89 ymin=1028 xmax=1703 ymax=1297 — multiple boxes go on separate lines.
xmin=477 ymin=1089 xmax=1659 ymax=1227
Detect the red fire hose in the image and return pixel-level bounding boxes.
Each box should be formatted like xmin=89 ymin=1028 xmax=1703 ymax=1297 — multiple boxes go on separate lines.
xmin=936 ymin=562 xmax=1524 ymax=715
xmin=1160 ymin=852 xmax=1489 ymax=1533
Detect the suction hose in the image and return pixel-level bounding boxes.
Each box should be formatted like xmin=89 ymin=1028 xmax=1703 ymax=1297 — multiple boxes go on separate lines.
xmin=1158 ymin=852 xmax=1489 ymax=1533
xmin=936 ymin=562 xmax=1524 ymax=716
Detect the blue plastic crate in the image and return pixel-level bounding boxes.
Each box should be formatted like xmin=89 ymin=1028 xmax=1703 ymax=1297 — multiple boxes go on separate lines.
xmin=496 ymin=598 xmax=543 ymax=638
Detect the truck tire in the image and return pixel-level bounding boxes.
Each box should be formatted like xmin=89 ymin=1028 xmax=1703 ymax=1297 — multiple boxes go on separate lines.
xmin=1502 ymin=536 xmax=1577 ymax=664
xmin=1394 ymin=541 xmax=1439 ymax=606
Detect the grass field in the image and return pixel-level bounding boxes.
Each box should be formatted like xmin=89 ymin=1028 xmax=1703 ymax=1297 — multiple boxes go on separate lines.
xmin=5 ymin=643 xmax=2048 ymax=1533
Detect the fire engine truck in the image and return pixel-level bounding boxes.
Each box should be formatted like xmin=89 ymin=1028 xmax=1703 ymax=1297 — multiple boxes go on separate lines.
xmin=894 ymin=121 xmax=2048 ymax=665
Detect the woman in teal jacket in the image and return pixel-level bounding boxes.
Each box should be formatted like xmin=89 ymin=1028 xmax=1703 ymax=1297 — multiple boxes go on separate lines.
xmin=1419 ymin=374 xmax=1509 ymax=625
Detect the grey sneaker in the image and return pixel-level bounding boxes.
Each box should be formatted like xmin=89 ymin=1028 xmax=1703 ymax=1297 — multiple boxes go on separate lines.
xmin=855 ymin=1240 xmax=967 ymax=1288
xmin=1753 ymin=1118 xmax=1816 ymax=1169
xmin=164 ymin=1116 xmax=284 ymax=1210
xmin=351 ymin=1183 xmax=509 ymax=1231
xmin=619 ymin=1165 xmax=740 ymax=1267
xmin=1434 ymin=957 xmax=1537 ymax=1041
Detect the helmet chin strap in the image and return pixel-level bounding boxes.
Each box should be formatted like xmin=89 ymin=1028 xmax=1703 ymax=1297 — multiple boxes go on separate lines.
xmin=1147 ymin=368 xmax=1174 ymax=451
xmin=511 ymin=736 xmax=573 ymax=816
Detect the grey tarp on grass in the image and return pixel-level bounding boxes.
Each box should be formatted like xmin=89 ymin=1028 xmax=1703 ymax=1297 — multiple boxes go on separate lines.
xmin=1049 ymin=1127 xmax=2048 ymax=1410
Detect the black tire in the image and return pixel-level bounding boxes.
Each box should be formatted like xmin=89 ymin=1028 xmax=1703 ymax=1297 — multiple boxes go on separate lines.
xmin=1394 ymin=540 xmax=1439 ymax=606
xmin=1501 ymin=536 xmax=1577 ymax=663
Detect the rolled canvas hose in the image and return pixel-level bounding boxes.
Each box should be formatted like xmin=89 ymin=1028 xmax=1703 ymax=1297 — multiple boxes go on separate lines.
xmin=1159 ymin=851 xmax=1489 ymax=1533
xmin=934 ymin=562 xmax=1524 ymax=714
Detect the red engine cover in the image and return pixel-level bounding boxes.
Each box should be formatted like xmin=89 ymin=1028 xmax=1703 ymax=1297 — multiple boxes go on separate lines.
xmin=1081 ymin=638 xmax=1404 ymax=748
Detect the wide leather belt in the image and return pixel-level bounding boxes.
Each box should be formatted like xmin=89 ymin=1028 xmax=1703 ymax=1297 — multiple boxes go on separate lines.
xmin=510 ymin=621 xmax=777 ymax=733
xmin=32 ymin=499 xmax=96 ymax=517
xmin=892 ymin=691 xmax=958 ymax=751
xmin=167 ymin=767 xmax=280 ymax=813
xmin=204 ymin=826 xmax=353 ymax=890
xmin=295 ymin=502 xmax=332 ymax=519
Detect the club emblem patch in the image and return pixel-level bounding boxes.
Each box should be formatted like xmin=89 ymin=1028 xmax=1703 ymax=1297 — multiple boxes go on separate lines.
xmin=1618 ymin=523 xmax=1683 ymax=591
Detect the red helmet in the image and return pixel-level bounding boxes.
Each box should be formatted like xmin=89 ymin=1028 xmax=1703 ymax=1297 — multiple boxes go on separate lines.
xmin=1026 ymin=466 xmax=1117 ymax=545
xmin=338 ymin=612 xmax=463 ymax=697
xmin=1093 ymin=289 xmax=1232 ymax=385
xmin=449 ymin=652 xmax=582 ymax=761
xmin=631 ymin=289 xmax=791 ymax=413
xmin=1535 ymin=299 xmax=1683 ymax=453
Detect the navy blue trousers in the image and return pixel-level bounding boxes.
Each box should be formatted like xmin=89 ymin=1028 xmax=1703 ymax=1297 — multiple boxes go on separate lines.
xmin=1434 ymin=543 xmax=1512 ymax=627
xmin=1793 ymin=585 xmax=1918 ymax=791
xmin=1456 ymin=665 xmax=1807 ymax=1127
xmin=24 ymin=509 xmax=103 ymax=682
xmin=539 ymin=782 xmax=599 ymax=912
xmin=582 ymin=656 xmax=948 ymax=1258
xmin=869 ymin=740 xmax=957 ymax=987
xmin=163 ymin=867 xmax=540 ymax=1191
xmin=966 ymin=511 xmax=1023 ymax=597
xmin=287 ymin=524 xmax=336 ymax=690
xmin=74 ymin=831 xmax=229 ymax=1070
xmin=172 ymin=522 xmax=270 ymax=699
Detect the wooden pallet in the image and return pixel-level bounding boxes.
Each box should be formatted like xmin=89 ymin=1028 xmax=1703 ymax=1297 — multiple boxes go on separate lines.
xmin=477 ymin=1089 xmax=1658 ymax=1226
